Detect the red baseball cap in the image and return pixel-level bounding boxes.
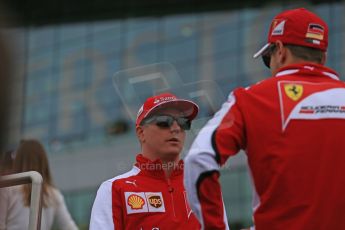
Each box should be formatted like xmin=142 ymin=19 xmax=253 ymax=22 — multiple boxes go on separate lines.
xmin=253 ymin=8 xmax=328 ymax=58
xmin=136 ymin=93 xmax=199 ymax=126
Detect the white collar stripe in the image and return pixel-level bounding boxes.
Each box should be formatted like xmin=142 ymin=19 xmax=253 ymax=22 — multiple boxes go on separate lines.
xmin=275 ymin=69 xmax=339 ymax=81
xmin=275 ymin=69 xmax=299 ymax=77
xmin=322 ymin=71 xmax=339 ymax=80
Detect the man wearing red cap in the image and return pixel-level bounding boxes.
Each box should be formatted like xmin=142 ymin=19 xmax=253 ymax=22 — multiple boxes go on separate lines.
xmin=184 ymin=8 xmax=345 ymax=230
xmin=90 ymin=93 xmax=200 ymax=229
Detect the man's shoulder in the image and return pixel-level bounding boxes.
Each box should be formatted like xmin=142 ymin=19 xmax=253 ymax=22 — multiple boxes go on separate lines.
xmin=249 ymin=76 xmax=279 ymax=90
xmin=231 ymin=77 xmax=278 ymax=98
xmin=100 ymin=166 xmax=141 ymax=188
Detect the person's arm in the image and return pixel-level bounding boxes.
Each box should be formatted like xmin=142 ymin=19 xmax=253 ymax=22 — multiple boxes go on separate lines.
xmin=90 ymin=180 xmax=124 ymax=230
xmin=53 ymin=189 xmax=79 ymax=230
xmin=184 ymin=92 xmax=245 ymax=230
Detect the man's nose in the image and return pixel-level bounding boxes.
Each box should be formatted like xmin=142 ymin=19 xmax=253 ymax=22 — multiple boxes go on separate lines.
xmin=170 ymin=120 xmax=181 ymax=132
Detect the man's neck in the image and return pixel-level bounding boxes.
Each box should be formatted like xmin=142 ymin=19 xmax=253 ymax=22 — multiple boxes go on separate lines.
xmin=162 ymin=158 xmax=180 ymax=178
xmin=141 ymin=152 xmax=180 ymax=178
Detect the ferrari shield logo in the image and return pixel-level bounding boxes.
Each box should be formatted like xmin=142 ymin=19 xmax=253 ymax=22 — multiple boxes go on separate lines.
xmin=284 ymin=84 xmax=303 ymax=101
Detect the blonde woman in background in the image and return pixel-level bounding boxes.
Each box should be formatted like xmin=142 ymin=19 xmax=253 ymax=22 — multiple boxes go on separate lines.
xmin=0 ymin=139 xmax=78 ymax=230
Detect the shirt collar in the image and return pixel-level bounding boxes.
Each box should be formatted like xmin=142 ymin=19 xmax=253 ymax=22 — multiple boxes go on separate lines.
xmin=275 ymin=63 xmax=339 ymax=81
xmin=135 ymin=154 xmax=184 ymax=179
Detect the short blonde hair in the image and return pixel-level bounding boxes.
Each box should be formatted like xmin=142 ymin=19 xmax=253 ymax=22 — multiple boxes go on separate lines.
xmin=286 ymin=44 xmax=325 ymax=64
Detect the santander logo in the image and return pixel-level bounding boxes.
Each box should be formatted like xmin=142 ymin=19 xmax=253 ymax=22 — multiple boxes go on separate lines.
xmin=154 ymin=96 xmax=176 ymax=104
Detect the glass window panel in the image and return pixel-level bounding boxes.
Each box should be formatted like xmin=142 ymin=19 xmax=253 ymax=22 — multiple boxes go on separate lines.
xmin=126 ymin=18 xmax=159 ymax=33
xmin=94 ymin=83 xmax=118 ymax=106
xmin=27 ymin=52 xmax=53 ymax=75
xmin=214 ymin=53 xmax=239 ymax=81
xmin=128 ymin=49 xmax=158 ymax=66
xmin=59 ymin=64 xmax=87 ymax=90
xmin=24 ymin=97 xmax=51 ymax=124
xmin=106 ymin=53 xmax=122 ymax=76
xmin=163 ymin=15 xmax=199 ymax=40
xmin=173 ymin=60 xmax=198 ymax=83
xmin=93 ymin=20 xmax=122 ymax=33
xmin=55 ymin=113 xmax=86 ymax=139
xmin=59 ymin=39 xmax=87 ymax=60
xmin=124 ymin=20 xmax=160 ymax=67
xmin=28 ymin=26 xmax=56 ymax=52
xmin=125 ymin=19 xmax=159 ymax=45
xmin=22 ymin=122 xmax=50 ymax=142
xmin=93 ymin=34 xmax=123 ymax=55
xmin=26 ymin=75 xmax=54 ymax=98
xmin=162 ymin=39 xmax=197 ymax=62
xmin=59 ymin=23 xmax=88 ymax=41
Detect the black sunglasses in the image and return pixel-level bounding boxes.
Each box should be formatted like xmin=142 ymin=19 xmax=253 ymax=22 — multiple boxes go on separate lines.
xmin=141 ymin=115 xmax=191 ymax=130
xmin=262 ymin=44 xmax=277 ymax=69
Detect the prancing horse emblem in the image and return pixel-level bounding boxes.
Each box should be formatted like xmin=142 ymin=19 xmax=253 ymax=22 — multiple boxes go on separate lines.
xmin=284 ymin=84 xmax=303 ymax=101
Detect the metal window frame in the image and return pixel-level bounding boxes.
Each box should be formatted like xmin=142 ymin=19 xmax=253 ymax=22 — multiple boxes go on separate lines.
xmin=0 ymin=171 xmax=43 ymax=230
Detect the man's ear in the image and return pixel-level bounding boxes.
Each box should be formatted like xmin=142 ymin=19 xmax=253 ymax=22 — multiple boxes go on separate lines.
xmin=136 ymin=126 xmax=145 ymax=143
xmin=275 ymin=40 xmax=287 ymax=64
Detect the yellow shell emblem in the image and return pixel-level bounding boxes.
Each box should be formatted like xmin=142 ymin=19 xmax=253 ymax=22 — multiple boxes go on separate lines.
xmin=127 ymin=194 xmax=145 ymax=209
xmin=284 ymin=84 xmax=303 ymax=101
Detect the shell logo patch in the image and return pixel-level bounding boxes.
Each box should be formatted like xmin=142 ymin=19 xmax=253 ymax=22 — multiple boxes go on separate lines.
xmin=148 ymin=195 xmax=162 ymax=208
xmin=127 ymin=194 xmax=145 ymax=209
xmin=284 ymin=84 xmax=303 ymax=101
xmin=125 ymin=192 xmax=148 ymax=214
xmin=125 ymin=192 xmax=165 ymax=214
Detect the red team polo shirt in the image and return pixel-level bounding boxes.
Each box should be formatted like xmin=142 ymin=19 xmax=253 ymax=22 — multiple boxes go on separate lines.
xmin=184 ymin=63 xmax=345 ymax=229
xmin=90 ymin=154 xmax=200 ymax=230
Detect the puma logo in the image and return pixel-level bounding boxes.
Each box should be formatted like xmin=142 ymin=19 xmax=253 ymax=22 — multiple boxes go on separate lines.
xmin=125 ymin=180 xmax=137 ymax=187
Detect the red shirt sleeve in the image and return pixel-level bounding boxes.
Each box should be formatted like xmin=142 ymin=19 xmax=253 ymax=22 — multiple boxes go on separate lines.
xmin=212 ymin=90 xmax=246 ymax=165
